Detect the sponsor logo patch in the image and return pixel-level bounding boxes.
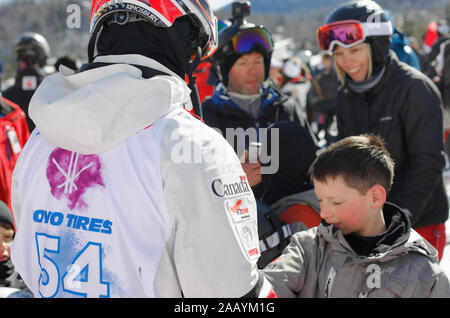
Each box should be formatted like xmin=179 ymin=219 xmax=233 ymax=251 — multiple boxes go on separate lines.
xmin=47 ymin=149 xmax=105 ymax=210
xmin=235 ymin=222 xmax=260 ymax=260
xmin=226 ymin=197 xmax=252 ymax=223
xmin=22 ymin=75 xmax=37 ymax=91
xmin=209 ymin=174 xmax=251 ymax=199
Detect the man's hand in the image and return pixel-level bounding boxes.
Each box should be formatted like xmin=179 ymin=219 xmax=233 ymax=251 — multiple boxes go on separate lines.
xmin=241 ymin=150 xmax=262 ymax=187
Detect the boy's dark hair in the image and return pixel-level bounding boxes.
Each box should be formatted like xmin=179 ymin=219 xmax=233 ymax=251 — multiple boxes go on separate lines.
xmin=0 ymin=220 xmax=13 ymax=231
xmin=309 ymin=134 xmax=394 ymax=194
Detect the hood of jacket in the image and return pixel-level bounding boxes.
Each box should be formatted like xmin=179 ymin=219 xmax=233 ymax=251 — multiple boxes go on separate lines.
xmin=29 ymin=54 xmax=192 ymax=155
xmin=318 ymin=202 xmax=438 ymax=263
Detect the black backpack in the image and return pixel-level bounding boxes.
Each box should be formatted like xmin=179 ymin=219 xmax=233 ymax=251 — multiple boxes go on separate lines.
xmin=256 ymin=200 xmax=292 ymax=269
xmin=255 ymin=198 xmax=321 ymax=269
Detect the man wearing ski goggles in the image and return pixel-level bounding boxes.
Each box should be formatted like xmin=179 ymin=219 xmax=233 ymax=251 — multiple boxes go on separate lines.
xmin=203 ymin=12 xmax=319 ymax=270
xmin=212 ymin=25 xmax=274 ymax=97
xmin=230 ymin=26 xmax=274 ymax=55
xmin=211 ymin=25 xmax=274 ymax=91
xmin=317 ymin=19 xmax=393 ymax=52
xmin=206 ymin=24 xmax=276 ymax=188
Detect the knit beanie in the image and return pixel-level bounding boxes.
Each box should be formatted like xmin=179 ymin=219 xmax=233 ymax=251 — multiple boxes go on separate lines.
xmin=220 ymin=54 xmax=241 ymax=88
xmin=0 ymin=201 xmax=13 ymax=230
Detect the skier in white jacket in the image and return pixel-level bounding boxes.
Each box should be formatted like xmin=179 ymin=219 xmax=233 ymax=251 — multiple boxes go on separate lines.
xmin=10 ymin=0 xmax=274 ymax=298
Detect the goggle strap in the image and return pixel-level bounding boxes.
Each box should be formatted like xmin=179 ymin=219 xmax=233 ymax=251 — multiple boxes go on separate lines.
xmin=318 ymin=21 xmax=393 ymax=52
xmin=324 ymin=39 xmax=363 ymax=52
xmin=361 ymin=22 xmax=393 ymax=37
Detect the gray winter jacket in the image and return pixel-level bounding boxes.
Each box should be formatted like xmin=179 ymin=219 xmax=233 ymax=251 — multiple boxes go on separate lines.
xmin=263 ymin=205 xmax=450 ymax=298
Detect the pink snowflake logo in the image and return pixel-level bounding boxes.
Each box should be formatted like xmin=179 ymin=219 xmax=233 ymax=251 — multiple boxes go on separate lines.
xmin=46 ymin=149 xmax=105 ymax=210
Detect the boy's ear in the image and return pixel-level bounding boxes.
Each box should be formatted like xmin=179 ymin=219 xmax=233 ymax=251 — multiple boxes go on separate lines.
xmin=368 ymin=184 xmax=386 ymax=209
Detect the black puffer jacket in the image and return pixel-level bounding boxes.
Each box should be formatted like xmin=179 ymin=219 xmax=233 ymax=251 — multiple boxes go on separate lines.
xmin=441 ymin=39 xmax=450 ymax=109
xmin=3 ymin=67 xmax=44 ymax=132
xmin=0 ymin=260 xmax=28 ymax=291
xmin=202 ymin=83 xmax=318 ymax=204
xmin=203 ymin=83 xmax=309 ymax=138
xmin=337 ymin=52 xmax=448 ymax=228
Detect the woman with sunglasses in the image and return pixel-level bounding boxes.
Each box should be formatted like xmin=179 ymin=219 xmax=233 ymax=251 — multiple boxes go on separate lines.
xmin=316 ymin=0 xmax=448 ymax=262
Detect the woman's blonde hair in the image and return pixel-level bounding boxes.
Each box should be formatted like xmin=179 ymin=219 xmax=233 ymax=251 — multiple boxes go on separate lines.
xmin=333 ymin=42 xmax=373 ymax=84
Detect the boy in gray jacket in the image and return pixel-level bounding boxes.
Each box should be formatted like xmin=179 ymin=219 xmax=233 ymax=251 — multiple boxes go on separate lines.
xmin=263 ymin=134 xmax=450 ymax=297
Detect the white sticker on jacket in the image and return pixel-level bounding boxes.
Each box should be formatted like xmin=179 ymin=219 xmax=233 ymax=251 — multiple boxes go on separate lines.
xmin=225 ymin=196 xmax=252 ymax=223
xmin=22 ymin=75 xmax=37 ymax=91
xmin=235 ymin=221 xmax=260 ymax=260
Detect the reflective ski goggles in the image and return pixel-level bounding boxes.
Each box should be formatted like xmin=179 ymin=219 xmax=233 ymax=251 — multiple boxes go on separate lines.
xmin=231 ymin=27 xmax=274 ymax=54
xmin=317 ymin=20 xmax=393 ymax=52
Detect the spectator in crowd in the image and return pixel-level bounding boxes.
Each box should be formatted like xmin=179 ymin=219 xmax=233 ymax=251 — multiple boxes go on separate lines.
xmin=307 ymin=52 xmax=339 ymax=145
xmin=0 ymin=200 xmax=31 ymax=295
xmin=385 ymin=10 xmax=421 ymax=70
xmin=408 ymin=36 xmax=431 ymax=76
xmin=263 ymin=134 xmax=450 ymax=298
xmin=427 ymin=29 xmax=450 ymax=155
xmin=0 ymin=59 xmax=29 ymax=209
xmin=269 ymin=57 xmax=283 ymax=88
xmin=3 ymin=32 xmax=51 ymax=132
xmin=428 ymin=21 xmax=450 ymax=109
xmin=203 ymin=12 xmax=319 ymax=268
xmin=279 ymin=56 xmax=311 ymax=116
xmin=316 ymin=0 xmax=448 ymax=261
xmin=428 ymin=20 xmax=449 ymax=74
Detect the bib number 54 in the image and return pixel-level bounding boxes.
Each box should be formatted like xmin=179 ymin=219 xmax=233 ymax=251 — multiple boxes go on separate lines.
xmin=35 ymin=233 xmax=110 ymax=298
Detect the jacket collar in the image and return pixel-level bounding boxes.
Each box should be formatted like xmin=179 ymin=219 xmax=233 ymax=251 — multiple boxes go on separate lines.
xmin=92 ymin=55 xmax=182 ymax=79
xmin=344 ymin=51 xmax=398 ymax=96
xmin=210 ymin=82 xmax=283 ymax=118
xmin=317 ymin=202 xmax=437 ymax=263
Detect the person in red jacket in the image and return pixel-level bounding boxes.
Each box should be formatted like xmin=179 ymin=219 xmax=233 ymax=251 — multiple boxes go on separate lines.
xmin=0 ymin=59 xmax=30 ymax=211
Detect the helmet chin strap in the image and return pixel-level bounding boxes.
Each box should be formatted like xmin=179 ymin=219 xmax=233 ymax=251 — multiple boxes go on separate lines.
xmin=166 ymin=25 xmax=204 ymax=119
xmin=88 ymin=25 xmax=101 ymax=63
xmin=187 ymin=45 xmax=202 ymax=119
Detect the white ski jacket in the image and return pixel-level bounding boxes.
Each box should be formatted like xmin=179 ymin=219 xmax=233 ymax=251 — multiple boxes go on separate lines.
xmin=11 ymin=55 xmax=273 ymax=298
